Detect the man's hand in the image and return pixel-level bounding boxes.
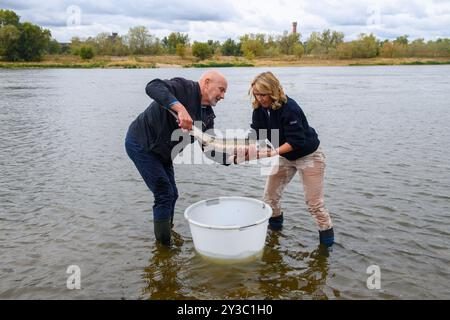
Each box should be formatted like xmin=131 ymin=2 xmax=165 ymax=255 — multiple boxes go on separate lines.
xmin=177 ymin=109 xmax=193 ymax=131
xmin=170 ymin=103 xmax=193 ymax=131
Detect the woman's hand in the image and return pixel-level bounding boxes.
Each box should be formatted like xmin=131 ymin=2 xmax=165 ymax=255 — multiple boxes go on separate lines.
xmin=232 ymin=144 xmax=281 ymax=164
xmin=231 ymin=144 xmax=258 ymax=164
xmin=267 ymin=143 xmax=293 ymax=157
xmin=257 ymin=148 xmax=278 ymax=159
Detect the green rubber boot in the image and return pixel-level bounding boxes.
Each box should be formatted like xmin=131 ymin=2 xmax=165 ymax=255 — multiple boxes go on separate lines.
xmin=154 ymin=218 xmax=172 ymax=246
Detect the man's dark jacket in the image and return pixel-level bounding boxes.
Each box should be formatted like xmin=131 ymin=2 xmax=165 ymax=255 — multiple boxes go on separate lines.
xmin=127 ymin=77 xmax=224 ymax=164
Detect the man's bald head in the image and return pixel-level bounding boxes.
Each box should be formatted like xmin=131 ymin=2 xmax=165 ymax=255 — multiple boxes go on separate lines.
xmin=199 ymin=70 xmax=228 ymax=106
xmin=199 ymin=70 xmax=227 ymax=85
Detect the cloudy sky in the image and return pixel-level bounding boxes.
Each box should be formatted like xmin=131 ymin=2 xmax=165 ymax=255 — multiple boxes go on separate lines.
xmin=1 ymin=0 xmax=450 ymax=42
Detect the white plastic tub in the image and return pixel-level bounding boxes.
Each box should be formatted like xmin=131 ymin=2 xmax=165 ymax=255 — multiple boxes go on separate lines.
xmin=184 ymin=197 xmax=272 ymax=261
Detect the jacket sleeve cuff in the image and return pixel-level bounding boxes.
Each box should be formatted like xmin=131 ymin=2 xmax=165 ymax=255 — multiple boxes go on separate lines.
xmin=285 ymin=137 xmax=305 ymax=150
xmin=168 ymin=100 xmax=179 ymax=109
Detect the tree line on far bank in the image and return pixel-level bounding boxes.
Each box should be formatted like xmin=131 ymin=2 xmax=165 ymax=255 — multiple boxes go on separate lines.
xmin=1 ymin=9 xmax=450 ymax=62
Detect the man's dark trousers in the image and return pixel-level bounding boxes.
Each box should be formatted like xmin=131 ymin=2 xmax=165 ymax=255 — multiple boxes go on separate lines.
xmin=125 ymin=135 xmax=178 ymax=243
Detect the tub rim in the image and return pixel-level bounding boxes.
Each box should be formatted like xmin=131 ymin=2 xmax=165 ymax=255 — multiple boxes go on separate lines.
xmin=184 ymin=196 xmax=272 ymax=230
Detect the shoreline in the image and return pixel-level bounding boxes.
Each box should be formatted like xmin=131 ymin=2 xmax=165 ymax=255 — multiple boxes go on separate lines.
xmin=1 ymin=55 xmax=450 ymax=69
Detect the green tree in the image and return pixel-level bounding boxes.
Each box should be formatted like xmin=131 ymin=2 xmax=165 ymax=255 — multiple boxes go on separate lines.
xmin=47 ymin=39 xmax=61 ymax=54
xmin=392 ymin=35 xmax=409 ymax=57
xmin=148 ymin=38 xmax=164 ymax=55
xmin=264 ymin=35 xmax=280 ymax=56
xmin=336 ymin=34 xmax=378 ymax=59
xmin=0 ymin=10 xmax=51 ymax=61
xmin=327 ymin=30 xmax=345 ymax=57
xmin=59 ymin=43 xmax=71 ymax=55
xmin=0 ymin=9 xmax=20 ymax=27
xmin=379 ymin=40 xmax=394 ymax=58
xmin=293 ymin=43 xmax=304 ymax=58
xmin=330 ymin=31 xmax=344 ymax=47
xmin=240 ymin=34 xmax=265 ymax=58
xmin=191 ymin=41 xmax=212 ymax=60
xmin=91 ymin=32 xmax=128 ymax=56
xmin=305 ymin=29 xmax=344 ymax=57
xmin=126 ymin=26 xmax=162 ymax=55
xmin=408 ymin=38 xmax=427 ymax=57
xmin=126 ymin=26 xmax=149 ymax=54
xmin=0 ymin=24 xmax=20 ymax=60
xmin=111 ymin=35 xmax=129 ymax=56
xmin=79 ymin=45 xmax=94 ymax=59
xmin=430 ymin=38 xmax=450 ymax=57
xmin=176 ymin=43 xmax=186 ymax=58
xmin=351 ymin=33 xmax=378 ymax=58
xmin=336 ymin=42 xmax=353 ymax=59
xmin=305 ymin=32 xmax=324 ymax=55
xmin=95 ymin=32 xmax=113 ymax=55
xmin=278 ymin=31 xmax=301 ymax=55
xmin=70 ymin=36 xmax=82 ymax=55
xmin=17 ymin=22 xmax=51 ymax=61
xmin=221 ymin=38 xmax=240 ymax=56
xmin=264 ymin=45 xmax=281 ymax=57
xmin=320 ymin=29 xmax=333 ymax=53
xmin=162 ymin=32 xmax=189 ymax=54
xmin=394 ymin=35 xmax=409 ymax=46
xmin=207 ymin=39 xmax=221 ymax=55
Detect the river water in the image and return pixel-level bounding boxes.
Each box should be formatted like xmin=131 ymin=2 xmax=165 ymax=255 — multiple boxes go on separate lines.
xmin=0 ymin=66 xmax=449 ymax=299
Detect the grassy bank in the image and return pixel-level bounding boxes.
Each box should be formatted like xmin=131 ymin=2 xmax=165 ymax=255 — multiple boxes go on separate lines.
xmin=1 ymin=54 xmax=450 ymax=69
xmin=349 ymin=60 xmax=450 ymax=66
xmin=188 ymin=61 xmax=255 ymax=68
xmin=252 ymin=56 xmax=450 ymax=67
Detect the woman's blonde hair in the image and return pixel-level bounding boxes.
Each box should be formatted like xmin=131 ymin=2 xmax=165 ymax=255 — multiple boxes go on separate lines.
xmin=249 ymin=71 xmax=287 ymax=110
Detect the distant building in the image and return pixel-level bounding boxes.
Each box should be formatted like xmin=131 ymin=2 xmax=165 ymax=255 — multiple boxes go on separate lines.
xmin=292 ymin=22 xmax=298 ymax=34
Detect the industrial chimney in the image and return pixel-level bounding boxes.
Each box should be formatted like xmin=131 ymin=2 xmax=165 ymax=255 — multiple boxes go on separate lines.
xmin=292 ymin=22 xmax=297 ymax=34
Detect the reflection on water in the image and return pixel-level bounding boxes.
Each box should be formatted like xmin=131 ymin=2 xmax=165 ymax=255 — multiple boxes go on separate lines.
xmin=142 ymin=230 xmax=338 ymax=300
xmin=1 ymin=67 xmax=450 ymax=299
xmin=142 ymin=233 xmax=192 ymax=300
xmin=259 ymin=232 xmax=336 ymax=300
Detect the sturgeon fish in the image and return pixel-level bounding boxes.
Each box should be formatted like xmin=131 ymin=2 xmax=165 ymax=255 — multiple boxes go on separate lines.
xmin=168 ymin=109 xmax=275 ymax=156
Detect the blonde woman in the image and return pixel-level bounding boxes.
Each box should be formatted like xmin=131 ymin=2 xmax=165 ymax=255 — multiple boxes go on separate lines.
xmin=248 ymin=71 xmax=334 ymax=247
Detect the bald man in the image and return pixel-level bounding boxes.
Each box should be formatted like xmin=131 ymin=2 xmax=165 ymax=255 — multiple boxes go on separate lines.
xmin=125 ymin=71 xmax=229 ymax=245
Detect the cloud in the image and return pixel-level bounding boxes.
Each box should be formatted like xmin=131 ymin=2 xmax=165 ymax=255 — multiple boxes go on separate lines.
xmin=1 ymin=0 xmax=449 ymax=42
